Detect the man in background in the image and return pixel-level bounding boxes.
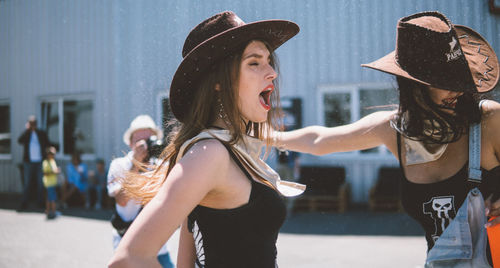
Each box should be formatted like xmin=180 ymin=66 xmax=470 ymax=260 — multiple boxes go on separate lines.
xmin=17 ymin=115 xmax=50 ymax=211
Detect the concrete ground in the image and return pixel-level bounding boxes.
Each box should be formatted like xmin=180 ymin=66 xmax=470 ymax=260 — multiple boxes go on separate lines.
xmin=0 ymin=196 xmax=427 ymax=267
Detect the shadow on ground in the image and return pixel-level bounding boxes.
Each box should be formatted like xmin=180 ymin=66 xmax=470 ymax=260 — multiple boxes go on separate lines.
xmin=1 ymin=192 xmax=424 ymax=236
xmin=282 ymin=209 xmax=424 ymax=236
xmin=0 ymin=192 xmax=113 ymax=221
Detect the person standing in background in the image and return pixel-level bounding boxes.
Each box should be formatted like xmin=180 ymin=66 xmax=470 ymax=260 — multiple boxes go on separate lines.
xmin=17 ymin=115 xmax=50 ymax=211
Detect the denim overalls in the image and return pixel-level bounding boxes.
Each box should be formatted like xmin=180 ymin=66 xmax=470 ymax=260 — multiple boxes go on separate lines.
xmin=425 ymin=121 xmax=491 ymax=268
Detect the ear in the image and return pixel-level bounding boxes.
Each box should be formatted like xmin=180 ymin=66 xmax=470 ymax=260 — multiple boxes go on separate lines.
xmin=214 ymin=83 xmax=221 ymax=91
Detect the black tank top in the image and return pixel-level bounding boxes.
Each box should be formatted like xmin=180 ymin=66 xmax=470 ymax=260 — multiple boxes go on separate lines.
xmin=187 ymin=141 xmax=286 ymax=268
xmin=396 ymin=134 xmax=500 ymax=250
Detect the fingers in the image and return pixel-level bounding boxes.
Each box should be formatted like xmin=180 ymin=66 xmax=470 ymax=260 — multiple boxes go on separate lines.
xmin=133 ymin=140 xmax=148 ymax=162
xmin=485 ymin=194 xmax=492 ymax=216
xmin=485 ymin=216 xmax=500 ymax=228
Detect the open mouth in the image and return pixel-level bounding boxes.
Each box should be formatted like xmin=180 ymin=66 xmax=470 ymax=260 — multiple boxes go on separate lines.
xmin=259 ymin=85 xmax=274 ymax=111
xmin=441 ymin=97 xmax=458 ymax=108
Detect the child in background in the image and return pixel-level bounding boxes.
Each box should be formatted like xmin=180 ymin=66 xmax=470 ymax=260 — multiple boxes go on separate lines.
xmin=42 ymin=146 xmax=59 ymax=219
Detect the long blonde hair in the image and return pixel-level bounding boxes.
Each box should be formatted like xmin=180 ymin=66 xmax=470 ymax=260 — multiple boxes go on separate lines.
xmin=121 ymin=40 xmax=284 ymax=204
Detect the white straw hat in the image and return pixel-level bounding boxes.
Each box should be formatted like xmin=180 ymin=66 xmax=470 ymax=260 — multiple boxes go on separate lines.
xmin=122 ymin=115 xmax=163 ymax=146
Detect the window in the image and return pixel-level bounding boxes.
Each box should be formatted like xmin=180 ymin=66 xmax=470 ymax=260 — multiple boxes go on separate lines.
xmin=0 ymin=102 xmax=10 ymax=155
xmin=318 ymin=83 xmax=396 ymax=154
xmin=41 ymin=97 xmax=94 ymax=155
xmin=323 ymin=92 xmax=351 ymax=127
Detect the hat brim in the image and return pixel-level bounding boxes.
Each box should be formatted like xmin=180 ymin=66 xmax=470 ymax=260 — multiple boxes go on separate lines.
xmin=170 ymin=20 xmax=299 ymax=123
xmin=122 ymin=127 xmax=164 ymax=146
xmin=361 ymin=51 xmax=430 ymax=86
xmin=455 ymin=25 xmax=499 ymax=93
xmin=362 ymin=26 xmax=499 ymax=93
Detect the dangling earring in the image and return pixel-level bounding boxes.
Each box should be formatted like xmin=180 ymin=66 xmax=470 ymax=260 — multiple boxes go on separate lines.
xmin=218 ymin=98 xmax=232 ymax=127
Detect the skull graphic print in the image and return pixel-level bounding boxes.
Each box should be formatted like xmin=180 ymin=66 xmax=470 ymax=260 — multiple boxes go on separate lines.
xmin=423 ymin=196 xmax=457 ymax=242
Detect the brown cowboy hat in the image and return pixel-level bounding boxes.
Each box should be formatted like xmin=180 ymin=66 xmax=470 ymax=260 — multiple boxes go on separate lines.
xmin=169 ymin=11 xmax=299 ymax=123
xmin=362 ymin=11 xmax=499 ymax=93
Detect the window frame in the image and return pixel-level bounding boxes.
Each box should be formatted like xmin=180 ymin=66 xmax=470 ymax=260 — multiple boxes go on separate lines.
xmin=317 ymin=82 xmax=394 ymax=157
xmin=38 ymin=94 xmax=95 ymax=160
xmin=0 ymin=99 xmax=11 ymax=160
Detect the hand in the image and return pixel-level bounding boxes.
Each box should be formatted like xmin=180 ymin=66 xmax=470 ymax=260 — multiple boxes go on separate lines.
xmin=132 ymin=139 xmax=149 ymax=163
xmin=114 ymin=189 xmax=129 ymax=206
xmin=485 ymin=193 xmax=500 ymax=227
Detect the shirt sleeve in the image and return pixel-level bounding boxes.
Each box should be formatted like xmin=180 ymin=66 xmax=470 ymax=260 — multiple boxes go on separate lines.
xmin=107 ymin=159 xmax=126 ymax=197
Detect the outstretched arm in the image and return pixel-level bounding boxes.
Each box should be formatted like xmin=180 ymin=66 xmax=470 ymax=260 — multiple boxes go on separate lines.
xmin=108 ymin=140 xmax=230 ymax=268
xmin=275 ymin=110 xmax=397 ymax=155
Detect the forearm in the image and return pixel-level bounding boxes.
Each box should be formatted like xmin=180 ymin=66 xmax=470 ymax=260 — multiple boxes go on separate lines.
xmin=108 ymin=252 xmax=161 ymax=268
xmin=276 ymin=125 xmax=374 ymax=155
xmin=17 ymin=131 xmax=29 ymax=144
xmin=275 ymin=126 xmax=331 ymax=155
xmin=275 ymin=111 xmax=394 ymax=155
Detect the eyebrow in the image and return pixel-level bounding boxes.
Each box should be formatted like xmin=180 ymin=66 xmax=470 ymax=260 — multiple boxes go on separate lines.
xmin=242 ymin=53 xmax=269 ymax=60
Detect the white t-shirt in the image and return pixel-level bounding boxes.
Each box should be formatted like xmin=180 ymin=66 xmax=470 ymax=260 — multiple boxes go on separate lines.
xmin=29 ymin=132 xmax=42 ymax=162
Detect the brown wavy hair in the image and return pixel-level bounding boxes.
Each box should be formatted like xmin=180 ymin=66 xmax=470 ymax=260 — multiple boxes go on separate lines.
xmin=121 ymin=40 xmax=283 ymax=204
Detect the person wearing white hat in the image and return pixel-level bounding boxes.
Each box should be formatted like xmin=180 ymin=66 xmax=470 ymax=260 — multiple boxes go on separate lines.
xmin=107 ymin=114 xmax=173 ymax=268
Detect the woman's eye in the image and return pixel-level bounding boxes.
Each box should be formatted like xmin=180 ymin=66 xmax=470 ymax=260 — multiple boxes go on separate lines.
xmin=249 ymin=62 xmax=259 ymax=66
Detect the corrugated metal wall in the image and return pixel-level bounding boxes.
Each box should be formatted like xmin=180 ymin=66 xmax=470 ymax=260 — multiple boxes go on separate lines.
xmin=1 ymin=0 xmax=499 ymax=201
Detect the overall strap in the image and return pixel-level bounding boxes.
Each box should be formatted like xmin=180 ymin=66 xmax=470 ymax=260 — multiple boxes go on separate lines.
xmin=396 ymin=132 xmax=404 ymax=168
xmin=468 ymin=100 xmax=487 ymax=183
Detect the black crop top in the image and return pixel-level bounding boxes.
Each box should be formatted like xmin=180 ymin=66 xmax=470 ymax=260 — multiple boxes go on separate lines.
xmin=396 ymin=134 xmax=500 ymax=250
xmin=187 ymin=141 xmax=286 ymax=268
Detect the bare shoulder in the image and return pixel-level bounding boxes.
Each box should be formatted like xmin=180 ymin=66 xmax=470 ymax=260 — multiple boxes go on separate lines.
xmin=481 ymin=100 xmax=500 ymax=128
xmin=169 ymin=138 xmax=231 ymax=189
xmin=181 ymin=139 xmax=230 ymax=164
xmin=361 ymin=110 xmax=397 ymax=124
xmin=372 ymin=110 xmax=398 ymax=143
xmin=361 ymin=110 xmax=398 ymax=133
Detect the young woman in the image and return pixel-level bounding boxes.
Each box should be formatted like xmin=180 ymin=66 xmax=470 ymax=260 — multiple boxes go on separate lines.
xmin=274 ymin=12 xmax=500 ymax=266
xmin=108 ymin=11 xmax=303 ymax=268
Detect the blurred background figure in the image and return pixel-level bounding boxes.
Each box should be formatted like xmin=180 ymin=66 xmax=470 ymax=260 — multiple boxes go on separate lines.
xmin=17 ymin=115 xmax=50 ymax=211
xmin=107 ymin=115 xmax=173 ymax=267
xmin=62 ymin=152 xmax=90 ymax=208
xmin=42 ymin=146 xmax=60 ymax=219
xmin=88 ymin=158 xmax=108 ymax=210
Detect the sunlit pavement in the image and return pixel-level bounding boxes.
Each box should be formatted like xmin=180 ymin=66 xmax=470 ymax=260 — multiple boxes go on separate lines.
xmin=0 ymin=205 xmax=427 ymax=268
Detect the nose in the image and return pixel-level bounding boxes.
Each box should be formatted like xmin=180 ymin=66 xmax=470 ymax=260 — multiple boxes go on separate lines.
xmin=266 ymin=65 xmax=277 ymax=81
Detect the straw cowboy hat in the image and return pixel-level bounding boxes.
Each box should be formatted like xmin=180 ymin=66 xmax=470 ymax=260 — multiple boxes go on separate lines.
xmin=169 ymin=11 xmax=300 ymax=123
xmin=122 ymin=115 xmax=163 ymax=146
xmin=362 ymin=11 xmax=499 ymax=93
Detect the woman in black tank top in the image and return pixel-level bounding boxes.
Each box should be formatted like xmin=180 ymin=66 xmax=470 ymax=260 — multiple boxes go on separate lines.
xmin=272 ymin=11 xmax=500 ymax=265
xmin=108 ymin=11 xmax=300 ymax=268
